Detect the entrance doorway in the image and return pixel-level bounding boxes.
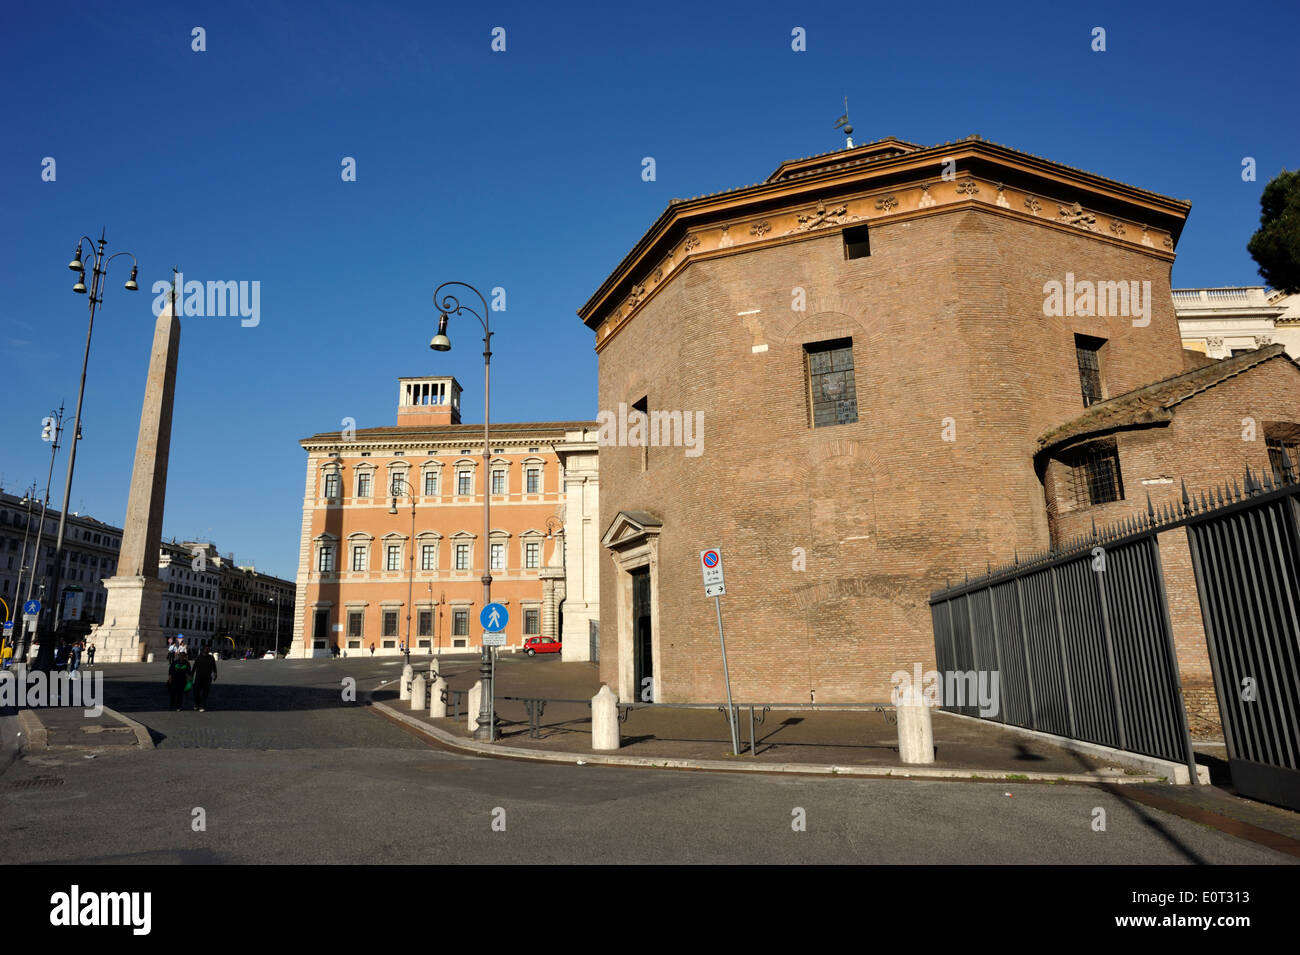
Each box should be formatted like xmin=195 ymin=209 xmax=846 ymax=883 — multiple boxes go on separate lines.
xmin=632 ymin=567 xmax=652 ymax=699
xmin=313 ymin=609 xmax=328 ymax=650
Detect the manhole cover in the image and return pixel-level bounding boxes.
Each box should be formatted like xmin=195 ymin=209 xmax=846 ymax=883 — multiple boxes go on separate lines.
xmin=2 ymin=776 xmax=65 ymax=790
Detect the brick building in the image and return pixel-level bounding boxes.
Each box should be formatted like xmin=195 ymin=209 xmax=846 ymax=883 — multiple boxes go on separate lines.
xmin=579 ymin=135 xmax=1300 ymax=706
xmin=292 ymin=376 xmax=599 ymax=658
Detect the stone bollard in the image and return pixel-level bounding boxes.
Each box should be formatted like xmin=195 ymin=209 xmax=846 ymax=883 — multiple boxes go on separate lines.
xmin=399 ymin=663 xmax=413 ymax=701
xmin=591 ymin=684 xmax=620 ymax=751
xmin=895 ymin=686 xmax=935 ymax=765
xmin=430 ymin=676 xmax=447 ymax=718
xmin=410 ymin=673 xmax=426 ymax=710
xmin=467 ymin=680 xmax=482 ymax=732
xmin=146 ymin=653 xmax=155 ymax=663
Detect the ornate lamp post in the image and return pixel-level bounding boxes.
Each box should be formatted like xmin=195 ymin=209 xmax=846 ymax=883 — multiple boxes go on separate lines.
xmin=429 ymin=281 xmax=496 ymax=741
xmin=37 ymin=233 xmax=139 ymax=672
xmin=388 ymin=474 xmax=418 ymax=664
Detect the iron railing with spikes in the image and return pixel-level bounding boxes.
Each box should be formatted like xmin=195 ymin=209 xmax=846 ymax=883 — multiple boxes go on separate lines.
xmin=931 ymin=460 xmax=1300 ymax=602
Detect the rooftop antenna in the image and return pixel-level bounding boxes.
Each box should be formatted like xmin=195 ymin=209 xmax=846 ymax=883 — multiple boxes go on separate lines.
xmin=833 ymin=96 xmax=854 ymax=149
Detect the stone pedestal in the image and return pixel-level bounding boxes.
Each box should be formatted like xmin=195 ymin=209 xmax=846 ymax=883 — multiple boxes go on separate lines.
xmin=896 ymin=689 xmax=935 ymax=765
xmin=410 ymin=673 xmax=426 ymax=710
xmin=399 ymin=663 xmax=413 ymax=701
xmin=89 ymin=576 xmax=167 ymax=663
xmin=430 ymin=676 xmax=447 ymax=717
xmin=592 ymin=684 xmax=620 ymax=750
xmin=467 ymin=680 xmax=482 ymax=732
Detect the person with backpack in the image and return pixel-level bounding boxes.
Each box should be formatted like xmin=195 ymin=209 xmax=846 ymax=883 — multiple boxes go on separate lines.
xmin=192 ymin=648 xmax=218 ymax=712
xmin=167 ymin=651 xmax=193 ymax=711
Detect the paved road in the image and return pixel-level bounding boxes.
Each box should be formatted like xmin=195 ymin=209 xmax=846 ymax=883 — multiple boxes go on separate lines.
xmin=0 ymin=658 xmax=1293 ymax=864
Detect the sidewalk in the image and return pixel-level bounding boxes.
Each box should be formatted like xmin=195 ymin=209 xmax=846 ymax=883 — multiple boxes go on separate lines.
xmin=371 ymin=657 xmax=1156 ymax=782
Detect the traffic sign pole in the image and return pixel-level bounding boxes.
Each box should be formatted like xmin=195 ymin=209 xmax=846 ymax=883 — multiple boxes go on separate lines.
xmin=715 ymin=594 xmax=739 ymax=756
xmin=700 ymin=548 xmax=739 ymax=756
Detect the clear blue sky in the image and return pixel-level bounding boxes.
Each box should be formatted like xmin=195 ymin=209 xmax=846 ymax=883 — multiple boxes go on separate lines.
xmin=2 ymin=0 xmax=1296 ymax=579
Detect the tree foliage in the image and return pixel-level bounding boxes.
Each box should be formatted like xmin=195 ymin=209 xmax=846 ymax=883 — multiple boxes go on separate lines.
xmin=1248 ymin=169 xmax=1300 ymax=294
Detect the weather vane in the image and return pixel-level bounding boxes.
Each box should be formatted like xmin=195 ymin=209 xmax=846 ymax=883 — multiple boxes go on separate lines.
xmin=833 ymin=96 xmax=854 ymax=148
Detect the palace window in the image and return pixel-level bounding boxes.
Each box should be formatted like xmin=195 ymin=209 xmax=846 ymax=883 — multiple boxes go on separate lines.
xmin=526 ymin=467 xmax=541 ymax=494
xmin=524 ymin=608 xmax=540 ymax=636
xmin=455 ymin=543 xmax=470 ymax=570
xmin=453 ymin=609 xmax=468 ymax=636
xmin=490 ymin=542 xmax=505 ymax=571
xmin=525 ymin=541 xmax=540 ymax=569
xmin=421 ymin=544 xmax=437 ymax=570
xmin=356 ymin=472 xmax=372 ymax=498
xmin=386 ymin=544 xmax=402 ymax=571
xmin=457 ymin=471 xmax=473 ymax=495
xmin=1065 ymin=440 xmax=1124 ymax=507
xmin=418 ymin=611 xmax=433 ymax=637
xmin=424 ymin=471 xmax=438 ymax=496
xmin=347 ymin=611 xmax=363 ymax=638
xmin=492 ymin=469 xmax=506 ymax=495
xmin=351 ymin=545 xmax=367 ymax=572
xmin=383 ymin=611 xmax=398 ymax=637
xmin=1075 ymin=334 xmax=1106 ymax=408
xmin=317 ymin=544 xmax=335 ymax=573
xmin=804 ymin=338 xmax=858 ymax=427
xmin=323 ymin=472 xmax=340 ymax=499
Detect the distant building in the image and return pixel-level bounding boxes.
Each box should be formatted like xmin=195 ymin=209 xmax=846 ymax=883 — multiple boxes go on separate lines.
xmin=292 ymin=376 xmax=599 ymax=658
xmin=1173 ymin=286 xmax=1300 ymax=359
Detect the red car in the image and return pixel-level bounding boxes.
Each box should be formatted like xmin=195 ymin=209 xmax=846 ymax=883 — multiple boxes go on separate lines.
xmin=523 ymin=637 xmax=561 ymax=656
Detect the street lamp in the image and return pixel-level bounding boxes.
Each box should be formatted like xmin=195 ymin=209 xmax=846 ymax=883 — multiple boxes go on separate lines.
xmin=37 ymin=233 xmax=139 ymax=672
xmin=388 ymin=474 xmax=417 ymax=664
xmin=430 ymin=281 xmax=496 ymax=741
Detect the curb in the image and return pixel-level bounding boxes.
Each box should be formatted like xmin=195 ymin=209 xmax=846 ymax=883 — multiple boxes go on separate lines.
xmin=12 ymin=705 xmax=152 ymax=753
xmin=368 ymin=696 xmax=1164 ymax=784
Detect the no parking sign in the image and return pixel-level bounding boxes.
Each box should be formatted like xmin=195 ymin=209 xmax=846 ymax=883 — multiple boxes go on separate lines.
xmin=700 ymin=548 xmax=724 ymax=596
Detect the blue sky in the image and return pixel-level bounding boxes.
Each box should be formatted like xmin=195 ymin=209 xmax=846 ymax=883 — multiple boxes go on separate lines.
xmin=2 ymin=0 xmax=1296 ymax=579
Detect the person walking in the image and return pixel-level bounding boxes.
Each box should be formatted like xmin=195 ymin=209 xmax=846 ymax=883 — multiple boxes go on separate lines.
xmin=69 ymin=641 xmax=82 ymax=673
xmin=87 ymin=642 xmax=96 ymax=667
xmin=1 ymin=641 xmax=13 ymax=670
xmin=369 ymin=643 xmax=375 ymax=657
xmin=192 ymin=648 xmax=217 ymax=712
xmin=167 ymin=651 xmax=192 ymax=712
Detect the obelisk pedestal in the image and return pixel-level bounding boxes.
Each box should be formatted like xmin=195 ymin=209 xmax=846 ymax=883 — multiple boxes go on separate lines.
xmin=90 ymin=296 xmax=181 ymax=663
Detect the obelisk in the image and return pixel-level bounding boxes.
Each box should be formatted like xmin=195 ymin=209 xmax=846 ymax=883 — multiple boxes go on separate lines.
xmin=92 ymin=287 xmax=181 ymax=663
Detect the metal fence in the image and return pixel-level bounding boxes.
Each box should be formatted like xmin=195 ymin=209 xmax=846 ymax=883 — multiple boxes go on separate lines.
xmin=932 ymin=532 xmax=1194 ymax=775
xmin=1186 ymin=480 xmax=1300 ymax=809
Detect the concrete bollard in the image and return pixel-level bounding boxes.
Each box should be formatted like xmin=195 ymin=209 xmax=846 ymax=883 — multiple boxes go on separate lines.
xmin=146 ymin=653 xmax=155 ymax=663
xmin=467 ymin=680 xmax=482 ymax=733
xmin=896 ymin=686 xmax=935 ymax=765
xmin=410 ymin=673 xmax=426 ymax=710
xmin=399 ymin=663 xmax=413 ymax=701
xmin=430 ymin=676 xmax=447 ymax=718
xmin=591 ymin=684 xmax=620 ymax=751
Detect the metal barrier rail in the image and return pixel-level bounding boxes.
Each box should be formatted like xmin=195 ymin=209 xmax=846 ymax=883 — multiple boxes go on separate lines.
xmin=494 ymin=695 xmax=897 ymax=753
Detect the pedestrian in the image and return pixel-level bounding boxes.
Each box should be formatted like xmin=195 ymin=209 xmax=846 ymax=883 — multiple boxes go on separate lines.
xmin=192 ymin=648 xmax=217 ymax=712
xmin=69 ymin=641 xmax=82 ymax=672
xmin=87 ymin=642 xmax=96 ymax=667
xmin=167 ymin=638 xmax=176 ymax=662
xmin=369 ymin=643 xmax=375 ymax=656
xmin=167 ymin=651 xmax=192 ymax=711
xmin=1 ymin=641 xmax=12 ymax=670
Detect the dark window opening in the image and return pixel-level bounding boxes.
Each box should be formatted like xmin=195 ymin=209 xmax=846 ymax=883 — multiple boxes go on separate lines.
xmin=1064 ymin=440 xmax=1124 ymax=507
xmin=843 ymin=224 xmax=871 ymax=259
xmin=804 ymin=338 xmax=858 ymax=427
xmin=1075 ymin=334 xmax=1106 ymax=408
xmin=1265 ymin=425 xmax=1300 ymax=484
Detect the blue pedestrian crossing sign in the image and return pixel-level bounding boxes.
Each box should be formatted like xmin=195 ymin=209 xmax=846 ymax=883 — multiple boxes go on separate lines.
xmin=23 ymin=600 xmax=40 ymax=615
xmin=480 ymin=602 xmax=509 ymax=632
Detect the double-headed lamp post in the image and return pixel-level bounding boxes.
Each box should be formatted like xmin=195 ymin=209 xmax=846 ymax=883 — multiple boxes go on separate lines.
xmin=429 ymin=281 xmax=495 ymax=741
xmin=37 ymin=233 xmax=139 ymax=672
xmin=388 ymin=474 xmax=417 ymax=664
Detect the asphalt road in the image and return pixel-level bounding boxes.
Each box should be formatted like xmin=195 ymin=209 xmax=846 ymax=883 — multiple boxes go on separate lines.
xmin=0 ymin=657 xmax=1293 ymax=865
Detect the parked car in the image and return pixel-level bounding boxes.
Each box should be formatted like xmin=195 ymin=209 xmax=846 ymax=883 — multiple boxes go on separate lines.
xmin=262 ymin=650 xmax=277 ymax=659
xmin=523 ymin=636 xmax=561 ymax=656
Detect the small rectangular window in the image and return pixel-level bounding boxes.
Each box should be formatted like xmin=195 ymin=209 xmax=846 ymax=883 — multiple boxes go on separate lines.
xmin=383 ymin=611 xmax=398 ymax=637
xmin=525 ymin=541 xmax=540 ymax=569
xmin=386 ymin=545 xmax=402 ymax=571
xmin=491 ymin=542 xmax=505 ymax=571
xmin=318 ymin=545 xmax=335 ymax=573
xmin=453 ymin=610 xmax=468 ymax=636
xmin=352 ymin=545 xmax=366 ymax=572
xmin=455 ymin=543 xmax=470 ymax=570
xmin=347 ymin=611 xmax=363 ymax=638
xmin=492 ymin=470 xmax=506 ymax=495
xmin=843 ymin=224 xmax=870 ymax=259
xmin=424 ymin=472 xmax=438 ymax=496
xmin=356 ymin=473 xmax=371 ymax=498
xmin=458 ymin=471 xmax=472 ymax=495
xmin=804 ymin=338 xmax=858 ymax=427
xmin=524 ymin=608 xmax=540 ymax=635
xmin=526 ymin=468 xmax=541 ymax=493
xmin=421 ymin=544 xmax=437 ymax=570
xmin=1265 ymin=426 xmax=1300 ymax=484
xmin=1075 ymin=334 xmax=1106 ymax=408
xmin=324 ymin=472 xmax=340 ymax=499
xmin=1066 ymin=440 xmax=1124 ymax=507
xmin=418 ymin=611 xmax=433 ymax=636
